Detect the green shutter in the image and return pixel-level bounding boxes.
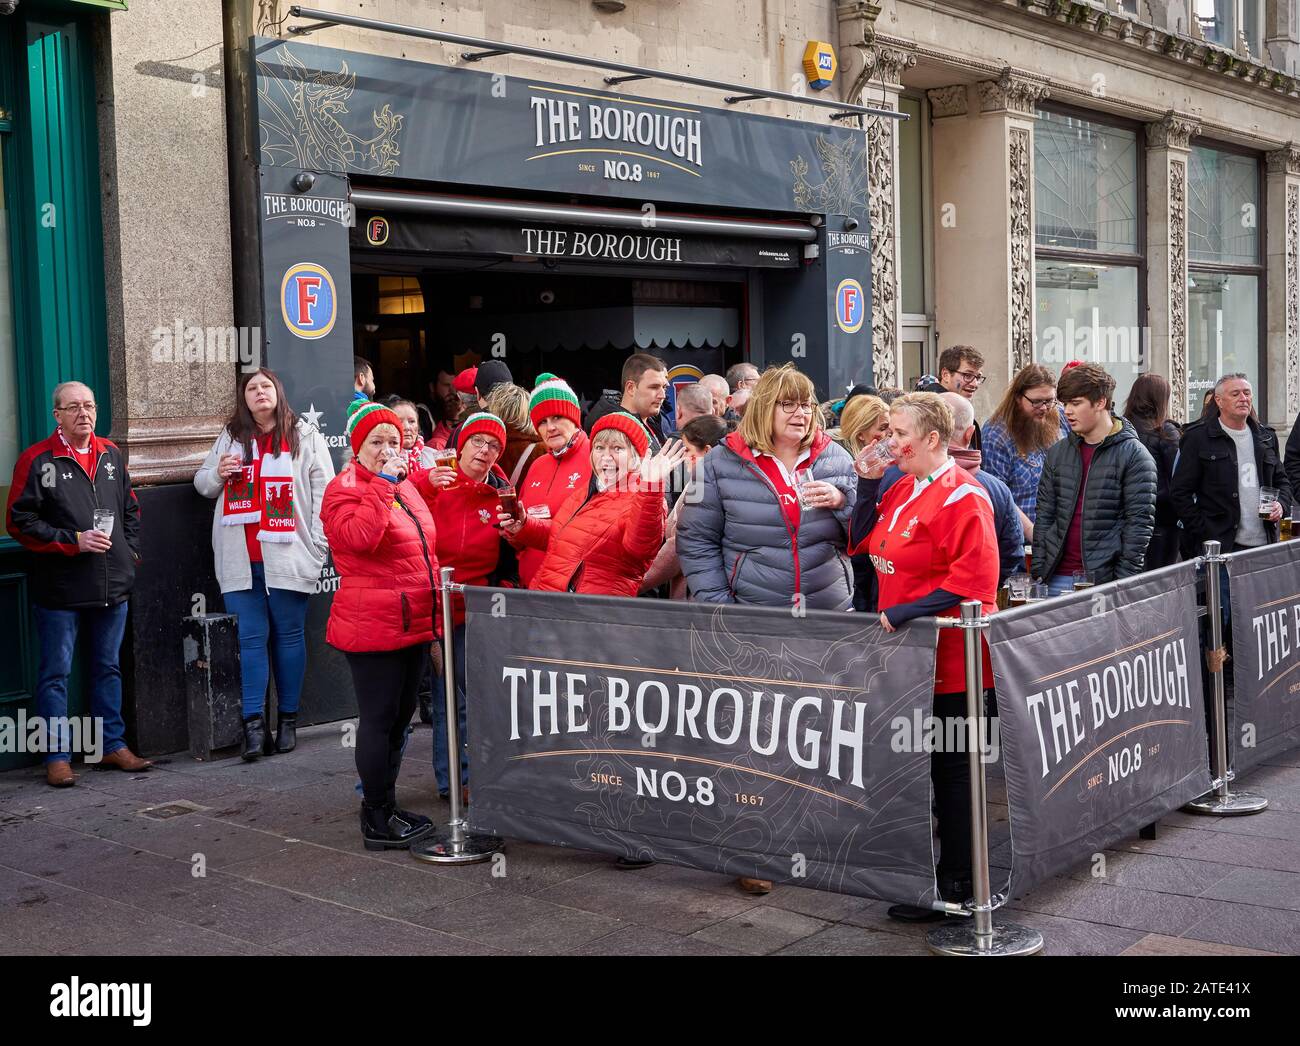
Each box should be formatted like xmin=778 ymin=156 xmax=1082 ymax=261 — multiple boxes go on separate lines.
xmin=15 ymin=14 xmax=111 ymax=441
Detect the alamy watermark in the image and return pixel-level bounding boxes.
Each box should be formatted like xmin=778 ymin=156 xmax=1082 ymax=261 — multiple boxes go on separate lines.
xmin=151 ymin=321 xmax=261 ymax=366
xmin=0 ymin=710 xmax=103 ymax=762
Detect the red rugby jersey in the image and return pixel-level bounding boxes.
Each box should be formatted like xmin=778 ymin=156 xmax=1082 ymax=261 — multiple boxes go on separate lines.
xmin=852 ymin=459 xmax=998 ymax=693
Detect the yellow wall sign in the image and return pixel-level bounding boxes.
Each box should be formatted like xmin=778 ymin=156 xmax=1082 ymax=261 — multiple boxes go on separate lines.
xmin=803 ymin=41 xmax=837 ymax=91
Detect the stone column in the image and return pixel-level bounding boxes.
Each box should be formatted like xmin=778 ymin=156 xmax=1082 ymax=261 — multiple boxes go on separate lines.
xmin=928 ymin=69 xmax=1046 ymax=419
xmin=94 ymin=0 xmax=236 ymax=483
xmin=1264 ymin=143 xmax=1300 ymax=431
xmin=838 ymin=5 xmax=915 ymax=389
xmin=1145 ymin=111 xmax=1199 ymax=423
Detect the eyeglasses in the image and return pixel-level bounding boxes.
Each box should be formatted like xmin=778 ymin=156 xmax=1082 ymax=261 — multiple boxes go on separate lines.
xmin=736 ymin=376 xmax=760 ymax=389
xmin=777 ymin=400 xmax=817 ymax=415
xmin=1022 ymin=394 xmax=1057 ymax=409
xmin=55 ymin=402 xmax=97 ymax=414
xmin=956 ymin=370 xmax=987 ymax=386
xmin=465 ymin=434 xmax=502 ymax=453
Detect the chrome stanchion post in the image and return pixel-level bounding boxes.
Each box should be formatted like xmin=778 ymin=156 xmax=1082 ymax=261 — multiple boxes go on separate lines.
xmin=1183 ymin=541 xmax=1268 ymax=816
xmin=928 ymin=601 xmax=1043 ymax=956
xmin=411 ymin=567 xmax=504 ymax=864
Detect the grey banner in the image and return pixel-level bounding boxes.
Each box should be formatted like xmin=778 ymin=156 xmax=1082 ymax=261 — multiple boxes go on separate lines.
xmin=1227 ymin=542 xmax=1300 ymax=773
xmin=988 ymin=563 xmax=1212 ymax=897
xmin=462 ymin=588 xmax=941 ymax=906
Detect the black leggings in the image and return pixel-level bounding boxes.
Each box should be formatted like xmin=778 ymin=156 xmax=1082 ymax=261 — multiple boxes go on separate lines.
xmin=346 ymin=644 xmax=425 ymax=807
xmin=933 ymin=690 xmax=973 ymax=886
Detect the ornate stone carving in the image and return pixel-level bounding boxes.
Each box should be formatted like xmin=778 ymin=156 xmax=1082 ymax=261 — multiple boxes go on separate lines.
xmin=1288 ymin=184 xmax=1300 ymax=415
xmin=1009 ymin=127 xmax=1034 ymax=374
xmin=926 ymin=85 xmax=968 ymax=118
xmin=866 ymin=99 xmax=899 ymax=388
xmin=978 ymin=68 xmax=1051 ymax=115
xmin=1147 ymin=110 xmax=1201 ymax=151
xmin=1169 ymin=159 xmax=1188 ymax=423
xmin=865 ymin=45 xmax=917 ymax=88
xmin=1266 ymin=143 xmax=1300 ymax=177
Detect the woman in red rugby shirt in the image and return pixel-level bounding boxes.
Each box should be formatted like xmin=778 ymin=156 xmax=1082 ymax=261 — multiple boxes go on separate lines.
xmin=506 ymin=374 xmax=592 ymax=587
xmin=416 ymin=411 xmax=519 ymax=799
xmin=321 ymin=399 xmax=438 ymax=851
xmin=848 ymin=391 xmax=999 ymax=923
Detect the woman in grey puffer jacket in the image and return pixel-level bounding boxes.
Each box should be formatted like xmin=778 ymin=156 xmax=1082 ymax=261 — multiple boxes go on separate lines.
xmin=677 ymin=364 xmax=857 ymax=612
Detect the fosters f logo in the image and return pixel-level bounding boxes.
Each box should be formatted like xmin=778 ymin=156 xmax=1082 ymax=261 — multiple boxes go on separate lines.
xmin=280 ymin=263 xmax=337 ymax=339
xmin=834 ymin=278 xmax=865 ymax=334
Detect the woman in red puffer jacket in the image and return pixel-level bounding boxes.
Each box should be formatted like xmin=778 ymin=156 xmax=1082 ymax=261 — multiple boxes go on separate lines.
xmin=321 ymin=399 xmax=438 ymax=853
xmin=503 ymin=411 xmax=684 ymax=596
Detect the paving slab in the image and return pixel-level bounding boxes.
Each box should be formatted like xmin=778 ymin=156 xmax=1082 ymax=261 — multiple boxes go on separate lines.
xmin=412 ymin=890 xmax=623 ymax=955
xmin=688 ymin=905 xmax=830 ymax=955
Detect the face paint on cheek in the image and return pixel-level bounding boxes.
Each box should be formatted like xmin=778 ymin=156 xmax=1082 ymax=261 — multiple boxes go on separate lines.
xmin=900 ymin=446 xmax=914 ymax=458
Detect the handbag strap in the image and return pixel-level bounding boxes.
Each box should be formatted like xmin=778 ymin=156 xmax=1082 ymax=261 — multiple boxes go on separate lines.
xmin=510 ymin=442 xmax=536 ymax=487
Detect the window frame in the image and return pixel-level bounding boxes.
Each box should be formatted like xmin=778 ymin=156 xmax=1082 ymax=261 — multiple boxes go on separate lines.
xmin=1186 ymin=136 xmax=1267 ymax=419
xmin=1033 ymin=102 xmax=1148 ymax=379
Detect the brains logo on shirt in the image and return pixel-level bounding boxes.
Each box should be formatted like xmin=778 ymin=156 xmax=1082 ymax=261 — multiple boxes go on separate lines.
xmin=478 ymin=508 xmax=492 ymax=525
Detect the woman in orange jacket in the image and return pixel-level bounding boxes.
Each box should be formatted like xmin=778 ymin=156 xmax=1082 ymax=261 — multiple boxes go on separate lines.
xmin=502 ymin=411 xmax=685 ymax=596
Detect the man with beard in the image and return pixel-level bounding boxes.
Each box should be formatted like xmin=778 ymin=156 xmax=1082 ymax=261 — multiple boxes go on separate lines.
xmin=981 ymin=364 xmax=1070 ymax=531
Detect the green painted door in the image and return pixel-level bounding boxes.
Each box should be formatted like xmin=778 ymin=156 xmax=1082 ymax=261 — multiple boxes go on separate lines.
xmin=0 ymin=7 xmax=111 ymax=771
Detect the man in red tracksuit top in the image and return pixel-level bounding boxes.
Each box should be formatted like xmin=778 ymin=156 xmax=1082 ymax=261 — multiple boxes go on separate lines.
xmin=5 ymin=381 xmax=152 ymax=786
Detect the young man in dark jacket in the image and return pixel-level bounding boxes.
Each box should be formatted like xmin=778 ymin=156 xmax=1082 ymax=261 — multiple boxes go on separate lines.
xmin=1032 ymin=364 xmax=1157 ymax=594
xmin=1171 ymin=373 xmax=1292 ymax=556
xmin=5 ymin=382 xmax=150 ymax=786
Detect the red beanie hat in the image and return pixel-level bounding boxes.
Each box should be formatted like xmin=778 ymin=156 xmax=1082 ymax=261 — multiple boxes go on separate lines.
xmin=346 ymin=398 xmax=402 ymax=456
xmin=456 ymin=411 xmax=508 ymax=453
xmin=590 ymin=410 xmax=650 ymax=458
xmin=452 ymin=367 xmax=479 ymax=394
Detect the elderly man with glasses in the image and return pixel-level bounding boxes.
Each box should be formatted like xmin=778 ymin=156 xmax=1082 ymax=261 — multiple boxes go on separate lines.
xmin=5 ymin=381 xmax=150 ymax=786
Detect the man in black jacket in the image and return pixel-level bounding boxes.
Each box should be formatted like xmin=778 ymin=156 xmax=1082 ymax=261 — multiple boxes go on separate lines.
xmin=1032 ymin=364 xmax=1157 ymax=592
xmin=1170 ymin=373 xmax=1292 ymax=557
xmin=5 ymin=382 xmax=151 ymax=786
xmin=583 ymin=352 xmax=667 ymax=455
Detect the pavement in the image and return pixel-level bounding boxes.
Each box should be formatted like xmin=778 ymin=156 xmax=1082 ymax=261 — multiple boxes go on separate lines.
xmin=2 ymin=721 xmax=1298 ymax=956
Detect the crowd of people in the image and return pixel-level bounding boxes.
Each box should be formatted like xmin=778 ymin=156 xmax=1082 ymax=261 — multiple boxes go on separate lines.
xmin=7 ymin=345 xmax=1298 ymax=915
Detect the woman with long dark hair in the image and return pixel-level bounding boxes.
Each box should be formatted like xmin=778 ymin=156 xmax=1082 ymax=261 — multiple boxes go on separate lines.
xmin=194 ymin=368 xmax=335 ymax=758
xmin=1124 ymin=373 xmax=1182 ymax=569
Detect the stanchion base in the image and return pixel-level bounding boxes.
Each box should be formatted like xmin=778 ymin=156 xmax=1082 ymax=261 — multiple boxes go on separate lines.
xmin=926 ymin=921 xmax=1044 ymax=957
xmin=409 ymin=826 xmax=504 ymax=865
xmin=1182 ymin=791 xmax=1269 ymax=816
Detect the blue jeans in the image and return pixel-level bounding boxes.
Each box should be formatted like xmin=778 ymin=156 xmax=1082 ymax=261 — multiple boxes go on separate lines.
xmin=433 ymin=625 xmax=468 ymax=794
xmin=222 ymin=562 xmax=310 ymax=719
xmin=1047 ymin=575 xmax=1076 ymax=597
xmin=34 ymin=601 xmax=129 ymax=764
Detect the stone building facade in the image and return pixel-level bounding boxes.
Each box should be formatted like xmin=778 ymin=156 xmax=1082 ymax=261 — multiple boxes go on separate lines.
xmin=3 ymin=0 xmax=1298 ymax=763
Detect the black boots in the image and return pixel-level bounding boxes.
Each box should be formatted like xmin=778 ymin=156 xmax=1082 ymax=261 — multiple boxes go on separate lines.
xmin=359 ymin=802 xmax=435 ymax=850
xmin=275 ymin=714 xmax=297 ymax=753
xmin=241 ymin=716 xmax=265 ymax=762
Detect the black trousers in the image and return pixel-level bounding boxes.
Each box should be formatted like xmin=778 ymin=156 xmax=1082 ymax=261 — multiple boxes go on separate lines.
xmin=346 ymin=644 xmax=425 ymax=808
xmin=933 ymin=690 xmax=973 ymax=887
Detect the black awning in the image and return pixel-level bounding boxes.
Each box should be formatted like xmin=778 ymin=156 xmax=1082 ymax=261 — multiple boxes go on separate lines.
xmin=350 ymin=211 xmax=800 ymax=269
